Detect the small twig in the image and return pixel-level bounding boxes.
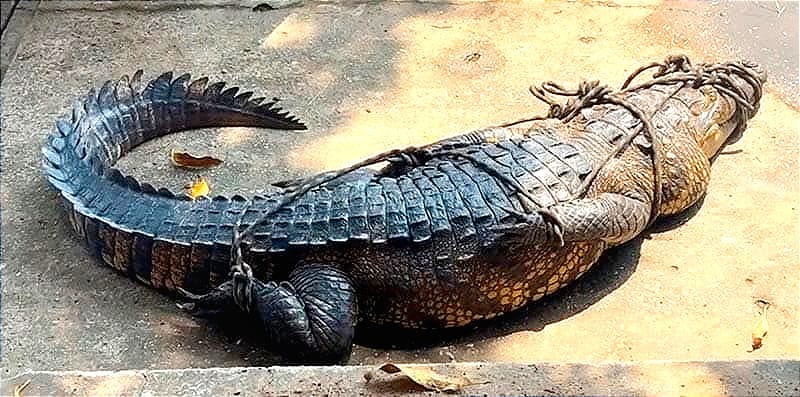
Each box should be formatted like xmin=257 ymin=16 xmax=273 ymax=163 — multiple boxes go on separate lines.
xmin=13 ymin=379 xmax=31 ymax=397
xmin=755 ymin=299 xmax=771 ymax=307
xmin=776 ymin=0 xmax=786 ymax=17
xmin=463 ymin=52 xmax=481 ymax=62
xmin=719 ymin=148 xmax=743 ymax=155
xmin=756 ymin=0 xmax=786 ymax=17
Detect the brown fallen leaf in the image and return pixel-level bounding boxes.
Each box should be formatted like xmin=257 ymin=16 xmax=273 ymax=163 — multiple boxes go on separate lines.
xmin=751 ymin=301 xmax=769 ymax=351
xmin=170 ymin=149 xmax=223 ymax=169
xmin=14 ymin=379 xmax=31 ymax=397
xmin=378 ymin=363 xmax=488 ymax=393
xmin=184 ymin=175 xmax=210 ymax=199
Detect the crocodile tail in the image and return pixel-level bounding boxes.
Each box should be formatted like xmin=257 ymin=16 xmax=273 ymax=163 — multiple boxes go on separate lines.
xmin=41 ymin=71 xmax=305 ymax=293
xmin=42 ymin=70 xmax=306 ymax=193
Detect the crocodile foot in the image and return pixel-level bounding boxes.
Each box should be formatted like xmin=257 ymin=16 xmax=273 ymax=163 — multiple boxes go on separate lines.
xmin=250 ymin=263 xmax=358 ymax=364
xmin=176 ymin=264 xmax=358 ymax=363
xmin=492 ymin=209 xmax=565 ymax=250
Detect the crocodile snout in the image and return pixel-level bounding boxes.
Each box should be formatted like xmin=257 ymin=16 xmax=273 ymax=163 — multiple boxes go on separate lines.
xmin=734 ymin=59 xmax=766 ymax=116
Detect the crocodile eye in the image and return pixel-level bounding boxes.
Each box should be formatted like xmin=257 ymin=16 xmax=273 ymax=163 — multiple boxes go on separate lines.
xmin=690 ymin=86 xmax=717 ymax=116
xmin=703 ymin=86 xmax=719 ymax=104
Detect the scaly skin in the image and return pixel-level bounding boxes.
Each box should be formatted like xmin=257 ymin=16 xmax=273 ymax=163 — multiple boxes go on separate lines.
xmin=42 ymin=57 xmax=765 ymax=363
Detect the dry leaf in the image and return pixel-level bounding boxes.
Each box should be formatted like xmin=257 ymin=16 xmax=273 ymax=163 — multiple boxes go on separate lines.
xmin=751 ymin=302 xmax=769 ymax=351
xmin=184 ymin=175 xmax=210 ymax=199
xmin=14 ymin=379 xmax=31 ymax=397
xmin=378 ymin=363 xmax=488 ymax=393
xmin=170 ymin=149 xmax=223 ymax=169
xmin=485 ymin=135 xmax=499 ymax=144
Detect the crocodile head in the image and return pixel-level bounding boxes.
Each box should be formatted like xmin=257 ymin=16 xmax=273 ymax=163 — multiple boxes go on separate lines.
xmin=692 ymin=60 xmax=766 ymax=159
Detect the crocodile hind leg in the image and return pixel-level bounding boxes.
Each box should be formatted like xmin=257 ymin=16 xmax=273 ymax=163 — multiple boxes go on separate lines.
xmin=180 ymin=263 xmax=358 ymax=364
xmin=251 ymin=263 xmax=358 ymax=363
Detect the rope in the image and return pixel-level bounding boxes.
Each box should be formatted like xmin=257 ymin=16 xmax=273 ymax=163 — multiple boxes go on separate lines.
xmin=499 ymin=55 xmax=762 ymax=227
xmin=227 ymin=55 xmax=763 ymax=310
xmin=515 ymin=78 xmax=667 ymax=225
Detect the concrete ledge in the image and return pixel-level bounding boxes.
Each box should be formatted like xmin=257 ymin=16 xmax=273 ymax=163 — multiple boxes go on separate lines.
xmin=2 ymin=360 xmax=798 ymax=396
xmin=33 ymin=0 xmax=494 ymax=12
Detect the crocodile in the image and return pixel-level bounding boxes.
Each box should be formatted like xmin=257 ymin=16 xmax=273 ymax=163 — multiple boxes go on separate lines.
xmin=42 ymin=56 xmax=765 ymax=363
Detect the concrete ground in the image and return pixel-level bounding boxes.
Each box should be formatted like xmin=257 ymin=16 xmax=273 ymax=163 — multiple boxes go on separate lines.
xmin=1 ymin=0 xmax=798 ymax=395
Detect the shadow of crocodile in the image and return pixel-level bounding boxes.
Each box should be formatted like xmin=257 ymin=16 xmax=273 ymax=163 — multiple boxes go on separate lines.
xmin=352 ymin=194 xmax=707 ymax=351
xmin=202 ymin=195 xmax=708 ymax=360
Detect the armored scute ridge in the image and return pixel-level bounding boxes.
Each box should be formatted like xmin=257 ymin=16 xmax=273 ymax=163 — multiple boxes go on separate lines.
xmin=43 ymin=56 xmax=765 ymax=363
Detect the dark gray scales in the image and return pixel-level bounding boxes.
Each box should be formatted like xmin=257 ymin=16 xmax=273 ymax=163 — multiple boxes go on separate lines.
xmin=398 ymin=175 xmax=431 ymax=242
xmin=411 ymin=168 xmax=450 ymax=237
xmin=41 ymin=69 xmax=320 ymax=301
xmin=288 ymin=191 xmax=315 ymax=246
xmin=329 ymin=182 xmax=351 ymax=242
xmin=54 ymin=75 xmax=595 ymax=258
xmin=381 ymin=177 xmax=409 ymax=241
xmin=423 ymin=166 xmax=475 ymax=241
xmin=366 ymin=182 xmax=387 ymax=243
xmin=242 ymin=133 xmax=595 ymax=252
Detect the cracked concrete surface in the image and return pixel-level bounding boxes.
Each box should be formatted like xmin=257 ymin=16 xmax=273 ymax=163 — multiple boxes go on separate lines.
xmin=1 ymin=0 xmax=798 ymax=393
xmin=3 ymin=360 xmax=799 ymax=396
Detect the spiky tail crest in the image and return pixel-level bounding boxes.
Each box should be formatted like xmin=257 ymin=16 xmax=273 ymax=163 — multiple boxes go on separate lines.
xmin=42 ymin=70 xmax=305 ymax=196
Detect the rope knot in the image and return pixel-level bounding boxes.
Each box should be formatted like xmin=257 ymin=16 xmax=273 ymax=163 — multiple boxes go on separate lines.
xmin=229 ymin=225 xmax=254 ymax=312
xmin=231 ymin=260 xmax=254 ymax=312
xmin=655 ymin=54 xmax=692 ymax=77
xmin=529 ymin=80 xmax=613 ymax=123
xmin=546 ymin=103 xmax=565 ymax=119
xmin=576 ymin=80 xmax=600 ymax=96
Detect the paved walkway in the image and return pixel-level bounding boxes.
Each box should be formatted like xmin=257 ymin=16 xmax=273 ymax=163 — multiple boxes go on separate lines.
xmin=1 ymin=0 xmax=798 ymax=395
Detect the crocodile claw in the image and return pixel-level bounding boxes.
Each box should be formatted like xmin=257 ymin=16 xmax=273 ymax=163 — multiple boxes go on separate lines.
xmin=492 ymin=210 xmax=565 ymax=249
xmin=176 ymin=281 xmax=238 ymax=318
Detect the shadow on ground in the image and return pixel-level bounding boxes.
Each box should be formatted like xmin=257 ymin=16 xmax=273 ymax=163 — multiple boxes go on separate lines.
xmin=354 ymin=197 xmax=707 ymax=351
xmin=201 ymin=197 xmax=710 ymax=364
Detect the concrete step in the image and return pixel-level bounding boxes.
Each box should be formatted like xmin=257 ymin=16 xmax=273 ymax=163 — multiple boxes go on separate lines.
xmin=2 ymin=360 xmax=798 ymax=396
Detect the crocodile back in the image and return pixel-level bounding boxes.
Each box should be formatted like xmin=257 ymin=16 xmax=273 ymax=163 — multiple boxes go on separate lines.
xmin=241 ymin=131 xmax=593 ymax=254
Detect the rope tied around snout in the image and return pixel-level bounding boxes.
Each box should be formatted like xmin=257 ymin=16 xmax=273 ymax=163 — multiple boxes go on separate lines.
xmin=621 ymin=54 xmax=763 ymax=129
xmin=500 ymin=54 xmax=764 ymax=228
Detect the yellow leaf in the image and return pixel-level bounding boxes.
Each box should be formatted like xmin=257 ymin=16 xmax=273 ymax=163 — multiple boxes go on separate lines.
xmin=14 ymin=379 xmax=31 ymax=397
xmin=751 ymin=303 xmax=769 ymax=351
xmin=170 ymin=149 xmax=223 ymax=169
xmin=184 ymin=175 xmax=210 ymax=199
xmin=378 ymin=363 xmax=488 ymax=393
xmin=485 ymin=135 xmax=499 ymax=144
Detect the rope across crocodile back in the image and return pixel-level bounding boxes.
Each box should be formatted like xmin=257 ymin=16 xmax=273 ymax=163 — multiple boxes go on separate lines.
xmin=226 ymin=55 xmax=765 ymax=311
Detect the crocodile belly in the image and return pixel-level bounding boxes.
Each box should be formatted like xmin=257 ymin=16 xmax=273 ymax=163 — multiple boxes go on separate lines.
xmin=344 ymin=239 xmax=606 ymax=328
